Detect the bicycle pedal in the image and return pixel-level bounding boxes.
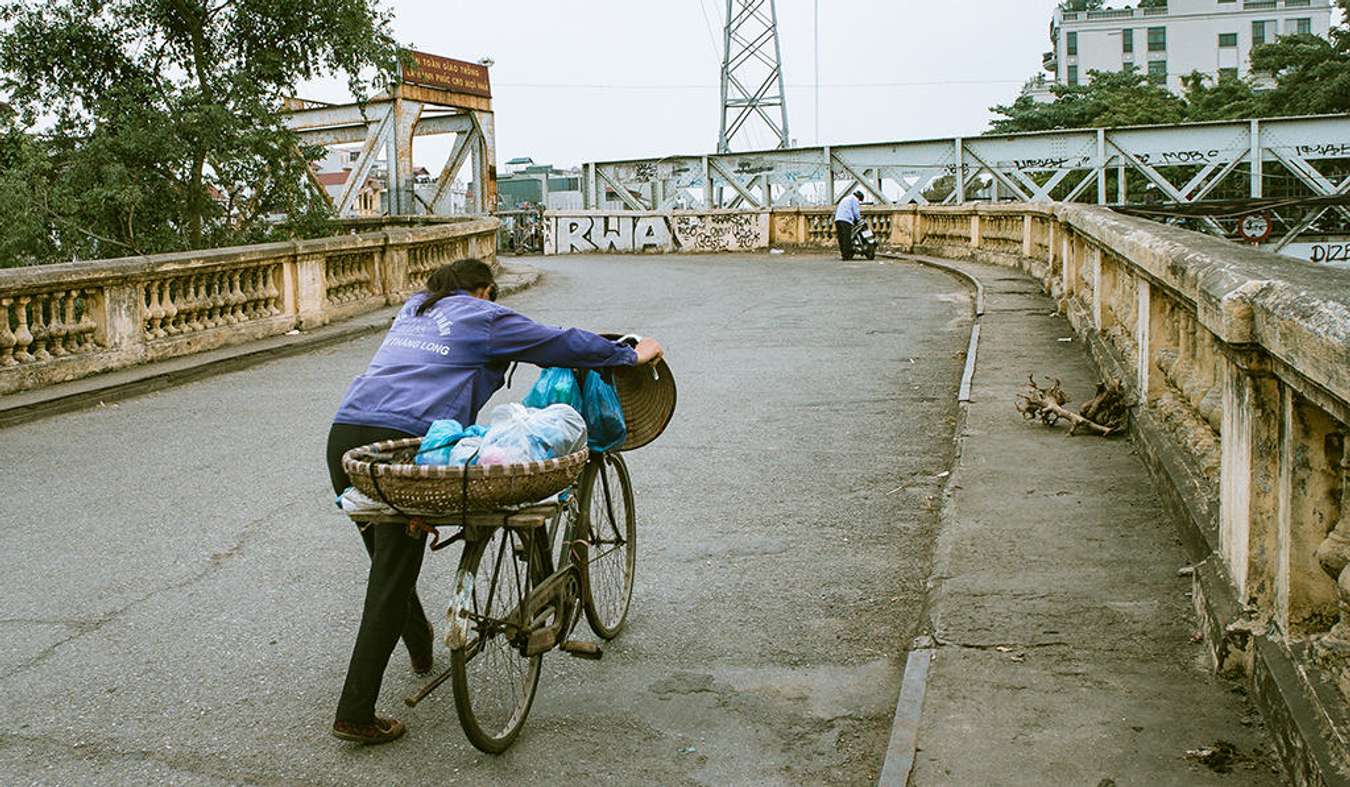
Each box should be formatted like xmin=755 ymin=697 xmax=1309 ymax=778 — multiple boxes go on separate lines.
xmin=560 ymin=640 xmax=603 ymax=660
xmin=525 ymin=629 xmax=557 ymax=656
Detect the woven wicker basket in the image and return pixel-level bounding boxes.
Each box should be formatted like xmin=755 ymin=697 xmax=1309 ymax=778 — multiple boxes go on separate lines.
xmin=343 ymin=438 xmax=588 ymax=514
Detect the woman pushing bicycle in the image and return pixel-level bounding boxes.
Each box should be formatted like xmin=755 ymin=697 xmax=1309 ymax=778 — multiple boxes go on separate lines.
xmin=325 ymin=257 xmax=662 ymax=744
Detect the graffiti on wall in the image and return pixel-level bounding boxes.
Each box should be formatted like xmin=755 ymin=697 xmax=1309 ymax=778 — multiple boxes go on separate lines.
xmin=547 ymin=215 xmax=673 ymax=254
xmin=545 ymin=212 xmax=769 ymax=255
xmin=673 ymin=213 xmax=765 ymax=252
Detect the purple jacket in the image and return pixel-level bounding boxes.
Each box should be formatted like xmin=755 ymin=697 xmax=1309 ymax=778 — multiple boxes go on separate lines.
xmin=333 ymin=291 xmax=637 ymax=436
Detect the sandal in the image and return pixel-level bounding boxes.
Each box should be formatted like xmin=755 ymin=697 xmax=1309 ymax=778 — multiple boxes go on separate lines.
xmin=332 ymin=716 xmax=406 ymax=745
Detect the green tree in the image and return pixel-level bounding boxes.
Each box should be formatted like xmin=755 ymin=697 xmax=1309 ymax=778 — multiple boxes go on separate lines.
xmin=1058 ymin=0 xmax=1104 ymax=11
xmin=994 ymin=0 xmax=1350 ymax=134
xmin=1180 ymin=71 xmax=1258 ymax=122
xmin=0 ymin=0 xmax=400 ymax=265
xmin=989 ymin=69 xmax=1187 ymax=133
xmin=1249 ymin=26 xmax=1350 ymax=116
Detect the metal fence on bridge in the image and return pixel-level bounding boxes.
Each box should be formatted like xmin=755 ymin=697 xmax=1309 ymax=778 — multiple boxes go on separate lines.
xmin=581 ymin=114 xmax=1350 ymax=254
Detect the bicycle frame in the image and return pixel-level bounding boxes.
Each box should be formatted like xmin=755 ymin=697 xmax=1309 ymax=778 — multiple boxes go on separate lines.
xmin=407 ymin=452 xmax=621 ymax=708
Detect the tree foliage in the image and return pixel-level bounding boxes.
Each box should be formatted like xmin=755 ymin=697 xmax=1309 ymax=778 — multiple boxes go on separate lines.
xmin=0 ymin=0 xmax=400 ymax=266
xmin=994 ymin=0 xmax=1350 ymax=133
xmin=991 ymin=69 xmax=1187 ymax=133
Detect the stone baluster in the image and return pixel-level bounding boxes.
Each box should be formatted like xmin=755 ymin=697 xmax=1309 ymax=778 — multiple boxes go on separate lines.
xmin=145 ymin=281 xmax=166 ymax=339
xmin=207 ymin=272 xmax=225 ymax=328
xmin=29 ymin=295 xmax=51 ymax=362
xmin=46 ymin=290 xmax=68 ymax=357
xmin=73 ymin=289 xmax=98 ymax=351
xmin=1315 ymin=439 xmax=1350 ymax=662
xmin=161 ymin=280 xmax=180 ymax=335
xmin=0 ymin=296 xmax=16 ymax=366
xmin=60 ymin=290 xmax=79 ymax=354
xmin=252 ymin=267 xmax=268 ymax=318
xmin=12 ymin=296 xmax=34 ymax=363
xmin=265 ymin=265 xmax=282 ymax=316
xmin=177 ymin=275 xmax=197 ymax=333
xmin=186 ymin=274 xmax=203 ymax=332
xmin=238 ymin=269 xmax=255 ymax=320
xmin=228 ymin=270 xmax=246 ymax=322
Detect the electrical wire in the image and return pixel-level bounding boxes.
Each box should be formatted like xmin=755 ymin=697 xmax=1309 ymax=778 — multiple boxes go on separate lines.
xmin=491 ymin=79 xmax=1026 ymax=90
xmin=695 ymin=0 xmax=723 ymax=63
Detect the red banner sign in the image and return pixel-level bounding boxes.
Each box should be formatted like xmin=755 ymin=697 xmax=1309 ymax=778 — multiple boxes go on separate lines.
xmin=400 ymin=50 xmax=491 ymax=98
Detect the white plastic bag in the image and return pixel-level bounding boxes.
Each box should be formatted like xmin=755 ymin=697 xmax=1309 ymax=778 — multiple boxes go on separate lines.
xmin=448 ymin=436 xmax=484 ymax=466
xmin=477 ymin=403 xmax=537 ymax=466
xmin=475 ymin=403 xmax=588 ymax=466
xmin=530 ymin=403 xmax=587 ymax=458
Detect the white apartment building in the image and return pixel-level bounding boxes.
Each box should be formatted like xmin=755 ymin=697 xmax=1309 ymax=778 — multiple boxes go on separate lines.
xmin=1045 ymin=0 xmax=1334 ymax=94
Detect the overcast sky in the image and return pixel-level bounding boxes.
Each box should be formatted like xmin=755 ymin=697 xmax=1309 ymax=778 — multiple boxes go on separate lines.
xmin=299 ymin=0 xmax=1072 ymax=168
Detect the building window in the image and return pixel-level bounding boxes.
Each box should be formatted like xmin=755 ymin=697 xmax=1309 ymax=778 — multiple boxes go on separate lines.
xmin=1067 ymin=31 xmax=1078 ymax=56
xmin=1218 ymin=33 xmax=1237 ymax=47
xmin=1294 ymin=18 xmax=1312 ymax=35
xmin=1148 ymin=60 xmax=1167 ymax=84
xmin=1123 ymin=29 xmax=1134 ymax=53
xmin=1067 ymin=65 xmax=1079 ymax=85
xmin=1253 ymin=20 xmax=1270 ymax=46
xmin=1218 ymin=67 xmax=1239 ymax=81
xmin=1147 ymin=26 xmax=1166 ymax=52
xmin=1286 ymin=0 xmax=1311 ymax=6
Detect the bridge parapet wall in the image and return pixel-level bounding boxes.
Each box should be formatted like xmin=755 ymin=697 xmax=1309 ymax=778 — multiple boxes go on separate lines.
xmin=892 ymin=201 xmax=1350 ymax=779
xmin=0 ymin=218 xmax=498 ymax=396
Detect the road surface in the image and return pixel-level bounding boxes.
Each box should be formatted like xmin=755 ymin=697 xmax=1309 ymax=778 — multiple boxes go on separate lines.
xmin=1 ymin=252 xmax=970 ymax=785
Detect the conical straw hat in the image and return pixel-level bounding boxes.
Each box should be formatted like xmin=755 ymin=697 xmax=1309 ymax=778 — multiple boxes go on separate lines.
xmin=601 ymin=334 xmax=677 ymax=451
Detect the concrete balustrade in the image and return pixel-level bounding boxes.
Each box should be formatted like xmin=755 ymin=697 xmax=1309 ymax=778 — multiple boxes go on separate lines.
xmin=0 ymin=218 xmax=497 ymax=396
xmin=774 ymin=202 xmax=1350 ymax=778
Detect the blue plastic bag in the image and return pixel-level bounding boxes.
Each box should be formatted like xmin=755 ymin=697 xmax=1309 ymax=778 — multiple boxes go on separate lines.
xmin=415 ymin=420 xmax=488 ymax=465
xmin=581 ymin=370 xmax=626 ymax=453
xmin=523 ymin=367 xmax=583 ymax=412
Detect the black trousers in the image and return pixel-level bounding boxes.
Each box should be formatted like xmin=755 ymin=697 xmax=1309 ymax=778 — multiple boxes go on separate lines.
xmin=835 ymin=220 xmax=854 ymax=260
xmin=326 ymin=422 xmax=433 ymax=725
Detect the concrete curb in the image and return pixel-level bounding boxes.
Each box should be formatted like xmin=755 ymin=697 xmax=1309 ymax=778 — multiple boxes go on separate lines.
xmin=882 ymin=253 xmax=984 ymax=403
xmin=0 ymin=263 xmax=542 ymax=430
xmin=878 ymin=642 xmax=936 ymax=787
xmin=873 ymin=253 xmax=986 ymax=787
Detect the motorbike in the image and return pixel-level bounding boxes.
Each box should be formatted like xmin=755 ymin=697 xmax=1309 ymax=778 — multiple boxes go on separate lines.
xmin=851 ymin=220 xmax=878 ymax=260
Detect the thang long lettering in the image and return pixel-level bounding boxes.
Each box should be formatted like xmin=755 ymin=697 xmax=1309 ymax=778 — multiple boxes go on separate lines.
xmin=385 ymin=336 xmax=453 ymax=356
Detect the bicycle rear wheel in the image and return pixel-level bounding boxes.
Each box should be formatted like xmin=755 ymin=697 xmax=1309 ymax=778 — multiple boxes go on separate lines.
xmin=448 ymin=527 xmax=542 ymax=753
xmin=577 ymin=453 xmax=637 ymax=639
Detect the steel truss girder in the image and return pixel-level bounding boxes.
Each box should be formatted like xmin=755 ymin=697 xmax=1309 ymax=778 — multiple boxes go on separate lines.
xmin=585 ymin=116 xmax=1350 ymax=243
xmin=282 ymin=97 xmax=493 ymax=217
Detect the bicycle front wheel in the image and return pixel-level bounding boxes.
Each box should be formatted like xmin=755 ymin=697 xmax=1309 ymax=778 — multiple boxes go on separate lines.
xmin=577 ymin=453 xmax=637 ymax=639
xmin=447 ymin=527 xmax=542 ymax=754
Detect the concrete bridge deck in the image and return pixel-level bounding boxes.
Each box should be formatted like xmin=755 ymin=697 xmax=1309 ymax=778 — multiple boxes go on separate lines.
xmin=1 ymin=253 xmax=1278 ymax=784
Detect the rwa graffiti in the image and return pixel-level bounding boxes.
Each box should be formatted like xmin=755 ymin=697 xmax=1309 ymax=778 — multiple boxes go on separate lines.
xmin=545 ymin=212 xmax=770 ymax=255
xmin=554 ymin=216 xmax=673 ymax=254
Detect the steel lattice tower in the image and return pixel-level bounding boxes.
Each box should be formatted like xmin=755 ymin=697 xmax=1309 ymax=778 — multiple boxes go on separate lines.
xmin=718 ymin=0 xmax=791 ymax=153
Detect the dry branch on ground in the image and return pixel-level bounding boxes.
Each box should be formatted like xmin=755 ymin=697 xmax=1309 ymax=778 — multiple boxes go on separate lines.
xmin=1015 ymin=375 xmax=1129 ymax=437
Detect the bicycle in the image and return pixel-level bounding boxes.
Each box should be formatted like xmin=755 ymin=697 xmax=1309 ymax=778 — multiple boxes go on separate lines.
xmin=356 ymin=448 xmax=637 ymax=753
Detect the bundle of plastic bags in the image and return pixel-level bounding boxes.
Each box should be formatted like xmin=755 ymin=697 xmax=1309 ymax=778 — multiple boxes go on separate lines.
xmin=414 ymin=402 xmax=587 ymax=467
xmin=414 ymin=419 xmax=487 ymax=465
xmin=524 ymin=367 xmax=627 ymax=453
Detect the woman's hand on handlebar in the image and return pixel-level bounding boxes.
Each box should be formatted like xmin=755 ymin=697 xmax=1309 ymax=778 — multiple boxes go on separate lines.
xmin=634 ymin=338 xmax=663 ymax=366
